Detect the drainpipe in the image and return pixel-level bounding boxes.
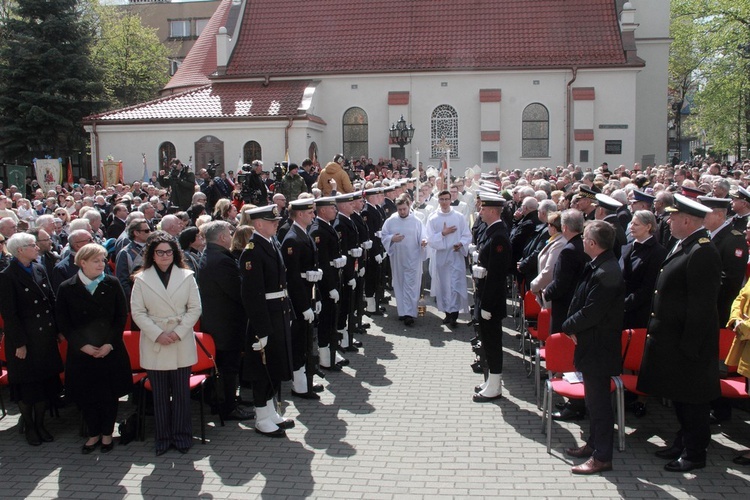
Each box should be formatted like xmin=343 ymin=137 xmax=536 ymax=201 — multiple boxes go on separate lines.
xmin=92 ymin=120 xmax=100 ymax=178
xmin=285 ymin=117 xmax=293 ymax=157
xmin=566 ymin=66 xmax=578 ymax=165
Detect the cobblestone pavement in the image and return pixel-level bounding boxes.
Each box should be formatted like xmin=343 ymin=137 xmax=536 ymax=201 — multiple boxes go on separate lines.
xmin=1 ymin=300 xmax=749 ymax=499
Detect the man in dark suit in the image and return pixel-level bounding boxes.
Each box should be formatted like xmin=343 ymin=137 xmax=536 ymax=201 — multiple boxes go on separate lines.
xmin=281 ymin=199 xmax=324 ymax=399
xmin=105 ymin=204 xmax=128 ymax=239
xmin=637 ymin=194 xmax=721 ymax=472
xmin=27 ymin=228 xmax=59 ymax=279
xmin=158 ymin=159 xmax=197 ymax=211
xmin=562 ymin=220 xmax=624 ymax=474
xmin=198 ymin=221 xmax=253 ymax=422
xmin=509 ymin=196 xmax=540 ymax=272
xmin=51 ymin=229 xmax=94 ymax=292
xmin=239 ymin=206 xmax=294 ymax=437
xmin=471 ymin=193 xmax=512 ymax=402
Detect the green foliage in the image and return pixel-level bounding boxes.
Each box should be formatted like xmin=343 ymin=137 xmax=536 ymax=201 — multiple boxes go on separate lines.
xmin=91 ymin=4 xmax=170 ymax=109
xmin=0 ymin=0 xmax=107 ymax=160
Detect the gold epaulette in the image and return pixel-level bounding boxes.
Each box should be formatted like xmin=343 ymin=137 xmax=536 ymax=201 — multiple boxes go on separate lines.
xmin=698 ymin=238 xmax=710 ymax=244
xmin=732 ymin=230 xmax=743 ymax=236
xmin=245 ymin=241 xmax=255 ymax=250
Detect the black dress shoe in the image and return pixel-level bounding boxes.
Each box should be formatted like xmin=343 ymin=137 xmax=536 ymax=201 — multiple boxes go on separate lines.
xmin=352 ymin=339 xmax=363 ymax=348
xmin=276 ymin=419 xmax=295 ymax=430
xmin=664 ymin=457 xmax=705 ymax=472
xmin=655 ymin=446 xmax=683 ymax=460
xmin=471 ymin=361 xmax=483 ymax=374
xmin=474 ymin=384 xmax=484 ymax=393
xmin=632 ymin=402 xmax=647 ymax=418
xmin=311 ymin=383 xmax=324 ymax=393
xmin=81 ymin=439 xmax=100 ymax=455
xmin=339 ymin=345 xmax=359 ymax=353
xmin=404 ymin=316 xmax=414 ymax=326
xmin=398 ymin=316 xmax=405 ymax=321
xmin=732 ymin=453 xmax=750 ymax=465
xmin=176 ymin=447 xmax=190 ymax=454
xmin=337 ymin=358 xmax=350 ymax=367
xmin=255 ymin=427 xmax=286 ymax=438
xmin=37 ymin=427 xmax=54 ymax=443
xmin=442 ymin=314 xmax=451 ymax=324
xmin=321 ymin=364 xmax=342 ymax=372
xmin=473 ymin=393 xmax=503 ymax=403
xmin=291 ymin=389 xmax=320 ymax=400
xmin=155 ymin=447 xmax=169 ymax=456
xmin=555 ymin=401 xmax=567 ymax=410
xmin=360 ymin=322 xmax=370 ymax=328
xmin=565 ymin=444 xmax=594 ymax=459
xmin=100 ymin=440 xmax=114 ymax=454
xmin=366 ymin=309 xmax=384 ymax=316
xmin=224 ymin=407 xmax=255 ymax=421
xmin=551 ymin=408 xmax=585 ymax=421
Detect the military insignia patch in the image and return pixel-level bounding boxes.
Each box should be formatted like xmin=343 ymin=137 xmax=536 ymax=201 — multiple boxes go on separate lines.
xmin=732 ymin=230 xmax=743 ymax=236
xmin=496 ymin=245 xmax=504 ymax=253
xmin=246 ymin=242 xmax=255 ymax=250
xmin=736 ymin=248 xmax=744 ymax=258
xmin=698 ymin=238 xmax=710 ymax=244
xmin=245 ymin=261 xmax=252 ymax=270
xmin=287 ymin=247 xmax=293 ymax=255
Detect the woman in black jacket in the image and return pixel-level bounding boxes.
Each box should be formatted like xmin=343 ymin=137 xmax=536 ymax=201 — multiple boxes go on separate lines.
xmin=56 ymin=243 xmax=132 ymax=454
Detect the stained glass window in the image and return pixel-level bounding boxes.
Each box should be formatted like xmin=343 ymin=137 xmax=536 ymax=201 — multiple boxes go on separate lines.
xmin=522 ymin=103 xmax=549 ymax=158
xmin=431 ymin=105 xmax=458 ymax=158
xmin=343 ymin=107 xmax=368 ymax=159
xmin=243 ymin=141 xmax=262 ymax=163
xmin=158 ymin=142 xmax=176 ymax=171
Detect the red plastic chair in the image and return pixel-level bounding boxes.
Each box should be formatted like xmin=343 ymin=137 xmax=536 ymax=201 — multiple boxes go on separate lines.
xmin=540 ymin=333 xmax=624 ymax=453
xmin=619 ymin=328 xmax=648 ymax=397
xmin=0 ymin=336 xmax=8 ymax=417
xmin=530 ymin=308 xmax=551 ymax=406
xmin=139 ymin=332 xmax=224 ymax=444
xmin=718 ymin=328 xmax=749 ymax=401
xmin=521 ymin=290 xmax=542 ymax=366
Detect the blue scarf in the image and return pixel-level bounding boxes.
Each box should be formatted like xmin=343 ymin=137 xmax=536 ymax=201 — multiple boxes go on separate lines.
xmin=83 ymin=273 xmax=106 ymax=295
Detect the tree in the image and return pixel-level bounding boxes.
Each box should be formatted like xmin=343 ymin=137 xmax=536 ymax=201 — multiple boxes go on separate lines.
xmin=90 ymin=5 xmax=170 ymax=109
xmin=0 ymin=0 xmax=107 ymax=161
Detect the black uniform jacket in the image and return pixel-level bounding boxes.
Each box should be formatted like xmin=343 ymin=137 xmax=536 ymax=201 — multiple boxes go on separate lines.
xmin=474 ymin=220 xmax=512 ymax=318
xmin=308 ymin=217 xmax=341 ymax=296
xmin=637 ymin=229 xmax=721 ymax=403
xmin=361 ymin=202 xmax=384 ymax=256
xmin=334 ymin=213 xmax=359 ymax=284
xmin=282 ymin=223 xmax=318 ymax=319
xmin=712 ymin=224 xmax=748 ymax=325
xmin=562 ymin=251 xmax=624 ymax=377
xmin=621 ymin=236 xmax=668 ymax=329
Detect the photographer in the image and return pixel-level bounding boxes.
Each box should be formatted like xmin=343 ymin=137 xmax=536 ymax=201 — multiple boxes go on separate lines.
xmin=239 ymin=160 xmax=268 ymax=206
xmin=158 ymin=159 xmax=196 ymax=211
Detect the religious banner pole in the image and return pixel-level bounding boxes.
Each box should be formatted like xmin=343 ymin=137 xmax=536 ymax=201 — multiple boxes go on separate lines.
xmin=415 ymin=148 xmax=420 ymax=205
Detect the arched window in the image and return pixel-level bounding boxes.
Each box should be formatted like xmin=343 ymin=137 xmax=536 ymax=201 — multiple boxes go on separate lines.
xmin=158 ymin=142 xmax=176 ymax=171
xmin=243 ymin=141 xmax=262 ymax=164
xmin=342 ymin=107 xmax=368 ymax=159
xmin=431 ymin=105 xmax=458 ymax=158
xmin=522 ymin=103 xmax=549 ymax=158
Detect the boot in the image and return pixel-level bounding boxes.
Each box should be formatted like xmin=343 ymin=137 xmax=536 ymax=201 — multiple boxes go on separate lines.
xmin=266 ymin=398 xmax=295 ymax=429
xmin=473 ymin=373 xmax=503 ymax=402
xmin=254 ymin=405 xmax=284 ymax=437
xmin=19 ymin=402 xmax=41 ymax=446
xmin=34 ymin=401 xmax=54 ymax=442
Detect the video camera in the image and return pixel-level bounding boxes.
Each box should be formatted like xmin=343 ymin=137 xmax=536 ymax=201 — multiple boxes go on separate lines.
xmin=272 ymin=162 xmax=285 ymax=183
xmin=206 ymin=159 xmax=220 ymax=178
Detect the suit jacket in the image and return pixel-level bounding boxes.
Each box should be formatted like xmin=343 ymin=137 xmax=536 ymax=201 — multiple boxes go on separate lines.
xmin=474 ymin=220 xmax=512 ymax=318
xmin=621 ymin=237 xmax=668 ymax=328
xmin=637 ymin=229 xmax=721 ymax=403
xmin=281 ymin=223 xmax=318 ymax=319
xmin=197 ymin=243 xmax=246 ymax=351
xmin=0 ymin=260 xmax=63 ymax=384
xmin=51 ymin=253 xmax=78 ymax=292
xmin=712 ymin=224 xmax=748 ymax=325
xmin=562 ymin=251 xmax=624 ymax=376
xmin=106 ymin=217 xmax=126 ymax=239
xmin=55 ymin=274 xmax=132 ymax=403
xmin=130 ymin=266 xmax=201 ymax=370
xmin=544 ymin=233 xmax=590 ymax=334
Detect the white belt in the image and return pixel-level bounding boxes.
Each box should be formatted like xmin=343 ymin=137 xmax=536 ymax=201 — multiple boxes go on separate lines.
xmin=265 ymin=290 xmax=288 ymax=300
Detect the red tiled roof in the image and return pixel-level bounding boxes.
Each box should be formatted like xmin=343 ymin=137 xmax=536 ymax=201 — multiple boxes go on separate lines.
xmin=163 ymin=0 xmax=231 ymax=93
xmin=226 ymin=0 xmax=630 ymax=78
xmin=86 ymin=81 xmax=312 ymax=122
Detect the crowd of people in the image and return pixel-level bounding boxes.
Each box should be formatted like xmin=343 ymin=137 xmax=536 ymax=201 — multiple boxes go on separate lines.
xmin=0 ymin=154 xmax=749 ymax=474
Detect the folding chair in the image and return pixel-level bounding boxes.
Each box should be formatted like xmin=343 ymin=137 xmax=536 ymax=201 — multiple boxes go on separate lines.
xmin=0 ymin=335 xmax=8 ymax=418
xmin=718 ymin=328 xmax=749 ymax=401
xmin=541 ymin=333 xmax=625 ymax=454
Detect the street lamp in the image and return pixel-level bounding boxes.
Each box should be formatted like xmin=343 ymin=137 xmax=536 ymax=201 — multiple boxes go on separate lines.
xmin=389 ymin=115 xmax=414 ymax=160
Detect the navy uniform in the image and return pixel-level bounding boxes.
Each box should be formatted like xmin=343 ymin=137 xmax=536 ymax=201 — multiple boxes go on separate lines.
xmin=239 ymin=205 xmax=294 ymax=436
xmin=308 ymin=197 xmax=348 ymax=370
xmin=472 ymin=194 xmax=512 ymax=402
xmin=281 ymin=199 xmax=324 ymax=399
xmin=595 ymin=194 xmax=627 ymax=260
xmin=638 ymin=194 xmax=721 ymax=471
xmin=351 ymin=198 xmax=372 ymax=334
xmin=362 ymin=188 xmax=385 ymax=315
xmin=730 ymin=186 xmax=750 ymax=232
xmin=579 ymin=185 xmax=598 ymax=221
xmin=334 ymin=192 xmax=364 ymax=351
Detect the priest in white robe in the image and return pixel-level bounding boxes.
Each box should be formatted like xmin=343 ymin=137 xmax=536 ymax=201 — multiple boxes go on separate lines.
xmin=381 ymin=195 xmax=427 ymax=326
xmin=426 ymin=190 xmax=472 ymax=326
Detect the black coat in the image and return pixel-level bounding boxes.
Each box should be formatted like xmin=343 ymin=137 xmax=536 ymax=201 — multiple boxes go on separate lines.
xmin=544 ymin=234 xmax=590 ymax=334
xmin=361 ymin=202 xmax=384 ymax=256
xmin=0 ymin=260 xmax=63 ymax=385
xmin=602 ymin=213 xmax=626 ymax=260
xmin=55 ymin=274 xmax=132 ymax=404
xmin=474 ymin=220 xmax=512 ymax=319
xmin=309 ymin=217 xmax=342 ymax=296
xmin=382 ymin=197 xmax=397 ymax=220
xmin=637 ymin=230 xmax=721 ymax=403
xmin=510 ymin=210 xmax=540 ymax=265
xmin=51 ymin=253 xmax=78 ymax=293
xmin=158 ymin=168 xmax=196 ymax=211
xmin=239 ymin=233 xmax=293 ymax=382
xmin=106 ymin=218 xmax=126 ymax=239
xmin=197 ymin=243 xmax=246 ymax=351
xmin=621 ymin=237 xmax=667 ymax=328
xmin=334 ymin=213 xmax=359 ymax=284
xmin=281 ymin=223 xmax=318 ymax=319
xmin=562 ymin=251 xmax=624 ymax=377
xmin=517 ymin=222 xmax=548 ymax=284
xmin=712 ymin=224 xmax=748 ymax=326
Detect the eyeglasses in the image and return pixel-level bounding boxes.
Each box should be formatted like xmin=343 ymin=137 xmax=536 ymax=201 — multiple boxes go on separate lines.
xmin=137 ymin=228 xmax=151 ymax=233
xmin=155 ymin=249 xmax=174 ymax=257
xmin=21 ymin=243 xmax=38 ymax=248
xmin=36 ymin=238 xmax=51 ymax=243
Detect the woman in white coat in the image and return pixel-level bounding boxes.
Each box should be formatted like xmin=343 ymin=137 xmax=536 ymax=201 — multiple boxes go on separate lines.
xmin=529 ymin=212 xmax=567 ymax=311
xmin=130 ymin=231 xmax=202 ymax=456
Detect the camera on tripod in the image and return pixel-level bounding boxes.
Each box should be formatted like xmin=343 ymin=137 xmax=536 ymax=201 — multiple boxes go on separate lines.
xmin=206 ymin=159 xmax=220 ymax=178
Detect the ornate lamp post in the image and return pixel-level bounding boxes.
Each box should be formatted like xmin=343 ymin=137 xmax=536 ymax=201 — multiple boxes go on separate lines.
xmin=389 ymin=115 xmax=415 ymax=160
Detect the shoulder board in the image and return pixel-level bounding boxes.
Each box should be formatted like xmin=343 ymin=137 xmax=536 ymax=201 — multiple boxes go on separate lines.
xmin=698 ymin=238 xmax=710 ymax=244
xmin=245 ymin=241 xmax=255 ymax=250
xmin=731 ymin=230 xmax=743 ymax=236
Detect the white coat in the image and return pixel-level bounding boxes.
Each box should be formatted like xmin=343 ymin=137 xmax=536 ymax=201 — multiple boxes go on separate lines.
xmin=130 ymin=266 xmax=202 ymax=370
xmin=529 ymin=233 xmax=567 ymax=309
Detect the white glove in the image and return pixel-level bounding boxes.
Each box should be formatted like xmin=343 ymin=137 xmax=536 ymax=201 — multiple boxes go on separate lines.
xmin=374 ymin=254 xmax=383 ymax=264
xmin=329 ymin=289 xmax=339 ymax=303
xmin=347 ymin=278 xmax=356 ymax=288
xmin=381 ymin=252 xmax=387 ymax=261
xmin=481 ymin=310 xmax=492 ymax=320
xmin=472 ymin=265 xmax=487 ymax=279
xmin=349 ymin=247 xmax=363 ymax=258
xmin=337 ymin=256 xmax=348 ymax=268
xmin=375 ymin=230 xmax=382 ymax=238
xmin=252 ymin=336 xmax=268 ymax=351
xmin=358 ymin=267 xmax=366 ymax=277
xmin=472 ymin=251 xmax=480 ymax=264
xmin=363 ymin=240 xmax=373 ymax=250
xmin=314 ymin=301 xmax=322 ymax=314
xmin=302 ymin=308 xmax=315 ymax=323
xmin=468 ymin=243 xmax=477 ymax=254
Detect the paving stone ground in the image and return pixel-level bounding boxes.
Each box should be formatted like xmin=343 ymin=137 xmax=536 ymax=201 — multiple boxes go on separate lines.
xmin=1 ymin=298 xmax=749 ymax=499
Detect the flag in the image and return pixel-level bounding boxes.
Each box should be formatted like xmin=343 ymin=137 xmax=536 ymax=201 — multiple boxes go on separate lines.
xmin=142 ymin=154 xmax=150 ymax=182
xmin=66 ymin=157 xmax=74 ymax=185
xmin=118 ymin=160 xmax=124 ymax=183
xmin=284 ymin=149 xmax=290 ymax=165
xmin=238 ymin=153 xmax=243 ymax=171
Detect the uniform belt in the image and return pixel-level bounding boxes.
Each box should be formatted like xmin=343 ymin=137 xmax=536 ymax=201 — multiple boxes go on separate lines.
xmin=265 ymin=290 xmax=288 ymax=300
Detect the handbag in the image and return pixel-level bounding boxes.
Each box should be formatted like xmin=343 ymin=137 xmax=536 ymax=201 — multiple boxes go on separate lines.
xmin=195 ymin=334 xmax=225 ymax=407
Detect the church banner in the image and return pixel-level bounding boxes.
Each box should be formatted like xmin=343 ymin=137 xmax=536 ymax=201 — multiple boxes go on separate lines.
xmin=101 ymin=160 xmax=121 ymax=187
xmin=6 ymin=165 xmax=27 ymax=190
xmin=34 ymin=158 xmax=62 ymax=193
